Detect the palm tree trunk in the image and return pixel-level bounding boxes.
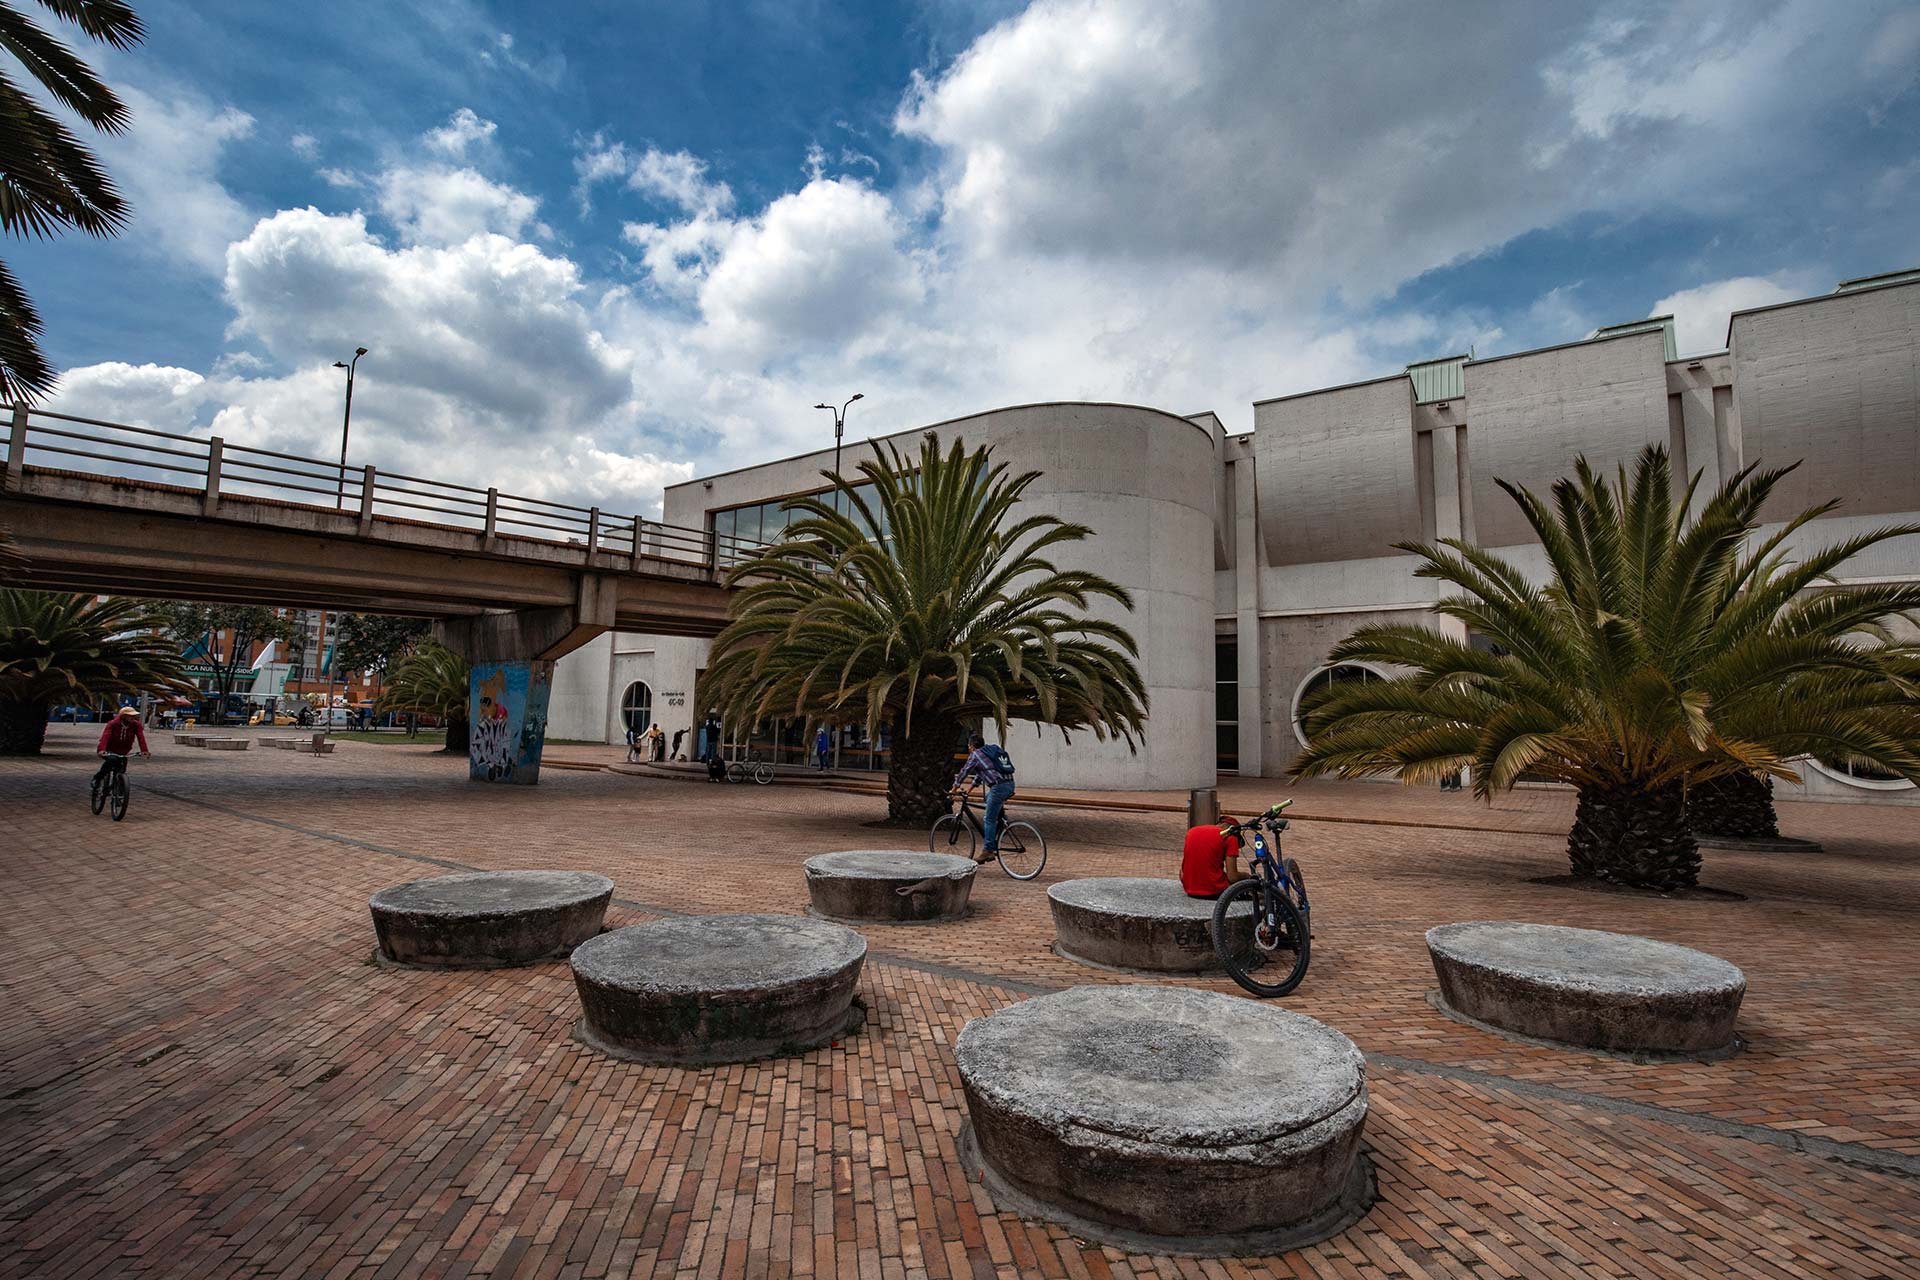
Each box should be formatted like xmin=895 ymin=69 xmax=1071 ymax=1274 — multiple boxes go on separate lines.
xmin=1687 ymin=772 xmax=1779 ymax=840
xmin=887 ymin=710 xmax=963 ymax=825
xmin=1568 ymin=780 xmax=1699 ymax=890
xmin=0 ymin=698 xmax=53 ymax=755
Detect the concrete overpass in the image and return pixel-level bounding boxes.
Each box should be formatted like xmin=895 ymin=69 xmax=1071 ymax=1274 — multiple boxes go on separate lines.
xmin=0 ymin=404 xmax=756 ymax=660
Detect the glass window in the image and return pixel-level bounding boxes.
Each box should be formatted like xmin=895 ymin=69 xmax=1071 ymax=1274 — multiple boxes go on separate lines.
xmin=1215 ymin=636 xmax=1238 ymax=773
xmin=620 ymin=682 xmax=653 ymax=736
xmin=1291 ymin=664 xmax=1378 ymax=748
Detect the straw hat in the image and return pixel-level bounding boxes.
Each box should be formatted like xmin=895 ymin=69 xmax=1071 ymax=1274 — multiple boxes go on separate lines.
xmin=117 ymin=706 xmax=139 ymax=719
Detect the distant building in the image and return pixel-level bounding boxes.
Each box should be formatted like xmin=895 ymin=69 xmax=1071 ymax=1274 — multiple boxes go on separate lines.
xmin=549 ymin=269 xmax=1920 ymax=804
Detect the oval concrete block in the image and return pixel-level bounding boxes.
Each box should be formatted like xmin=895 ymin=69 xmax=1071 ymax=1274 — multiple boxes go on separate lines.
xmin=370 ymin=870 xmax=614 ymax=968
xmin=1048 ymin=877 xmax=1251 ymax=973
xmin=570 ymin=914 xmax=866 ymax=1065
xmin=803 ymin=850 xmax=978 ymax=924
xmin=956 ymin=986 xmax=1371 ymax=1251
xmin=1426 ymin=921 xmax=1746 ymax=1055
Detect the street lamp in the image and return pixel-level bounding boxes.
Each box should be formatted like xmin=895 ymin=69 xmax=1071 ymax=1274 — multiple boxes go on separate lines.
xmin=813 ymin=393 xmax=863 ymax=479
xmin=332 ymin=347 xmax=368 ymax=508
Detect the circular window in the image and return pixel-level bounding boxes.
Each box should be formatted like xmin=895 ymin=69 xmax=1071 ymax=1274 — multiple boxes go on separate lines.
xmin=1803 ymin=756 xmax=1915 ymax=792
xmin=620 ymin=681 xmax=653 ymax=736
xmin=1291 ymin=663 xmax=1384 ymax=748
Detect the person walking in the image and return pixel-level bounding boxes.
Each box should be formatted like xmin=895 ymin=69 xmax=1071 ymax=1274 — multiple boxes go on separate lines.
xmin=953 ymin=733 xmax=1016 ymax=864
xmin=813 ymin=724 xmax=831 ymax=771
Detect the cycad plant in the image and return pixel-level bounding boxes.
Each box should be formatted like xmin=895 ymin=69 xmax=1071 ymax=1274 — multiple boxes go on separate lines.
xmin=0 ymin=589 xmax=193 ymax=753
xmin=0 ymin=0 xmax=146 ymax=401
xmin=376 ymin=639 xmax=470 ymax=752
xmin=706 ymin=432 xmax=1149 ymax=824
xmin=1292 ymin=446 xmax=1920 ymax=890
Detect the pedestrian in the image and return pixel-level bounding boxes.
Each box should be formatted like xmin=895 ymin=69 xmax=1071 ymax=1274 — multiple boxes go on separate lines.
xmin=625 ymin=719 xmax=642 ymax=762
xmin=813 ymin=724 xmax=831 ymax=771
xmin=953 ymin=733 xmax=1016 ymax=864
xmin=649 ymin=723 xmax=666 ymax=761
xmin=671 ymin=727 xmax=688 ymax=760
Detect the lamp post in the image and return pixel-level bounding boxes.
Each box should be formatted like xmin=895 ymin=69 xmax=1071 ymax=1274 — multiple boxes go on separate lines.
xmin=332 ymin=347 xmax=368 ymax=509
xmin=813 ymin=393 xmax=863 ymax=479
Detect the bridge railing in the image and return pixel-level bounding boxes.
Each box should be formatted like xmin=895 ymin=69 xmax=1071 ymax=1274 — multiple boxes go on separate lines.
xmin=1 ymin=404 xmax=764 ymax=577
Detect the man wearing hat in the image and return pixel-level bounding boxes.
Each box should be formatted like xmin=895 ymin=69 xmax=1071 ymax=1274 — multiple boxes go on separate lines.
xmin=93 ymin=706 xmax=151 ymax=787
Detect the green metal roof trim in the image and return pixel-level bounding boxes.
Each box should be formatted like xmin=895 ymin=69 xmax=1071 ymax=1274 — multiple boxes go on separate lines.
xmin=1404 ymin=354 xmax=1467 ymax=404
xmin=1835 ymin=267 xmax=1920 ymax=293
xmin=1590 ymin=315 xmax=1677 ymax=361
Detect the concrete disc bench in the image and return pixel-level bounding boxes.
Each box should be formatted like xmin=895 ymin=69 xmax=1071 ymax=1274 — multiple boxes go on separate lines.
xmin=369 ymin=870 xmax=614 ymax=968
xmin=1048 ymin=876 xmax=1253 ymax=972
xmin=1426 ymin=921 xmax=1746 ymax=1058
xmin=202 ymin=737 xmax=250 ymax=750
xmin=803 ymin=850 xmax=978 ymax=924
xmin=571 ymin=914 xmax=866 ymax=1064
xmin=956 ymin=985 xmax=1372 ymax=1254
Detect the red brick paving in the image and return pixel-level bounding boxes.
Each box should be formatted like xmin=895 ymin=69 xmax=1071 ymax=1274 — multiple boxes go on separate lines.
xmin=3 ymin=725 xmax=1919 ymax=1278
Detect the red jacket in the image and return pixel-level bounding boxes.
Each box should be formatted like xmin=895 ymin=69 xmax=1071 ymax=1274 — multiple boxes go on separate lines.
xmin=97 ymin=719 xmax=149 ymax=755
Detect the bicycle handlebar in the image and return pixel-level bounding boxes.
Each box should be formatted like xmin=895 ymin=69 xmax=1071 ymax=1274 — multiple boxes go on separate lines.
xmin=1219 ymin=800 xmax=1293 ymax=838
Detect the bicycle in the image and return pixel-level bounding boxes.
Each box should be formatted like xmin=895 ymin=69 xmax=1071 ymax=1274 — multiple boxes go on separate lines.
xmin=1210 ymin=801 xmax=1311 ymax=997
xmin=725 ymin=750 xmax=775 ymax=785
xmin=89 ymin=752 xmax=132 ymax=822
xmin=930 ymin=785 xmax=1047 ymax=880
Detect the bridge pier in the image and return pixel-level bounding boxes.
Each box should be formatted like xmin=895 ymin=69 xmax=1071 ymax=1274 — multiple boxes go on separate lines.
xmin=436 ymin=576 xmax=616 ymax=785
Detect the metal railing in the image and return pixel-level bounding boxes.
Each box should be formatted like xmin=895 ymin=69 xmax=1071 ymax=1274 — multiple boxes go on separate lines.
xmin=0 ymin=403 xmax=764 ymax=577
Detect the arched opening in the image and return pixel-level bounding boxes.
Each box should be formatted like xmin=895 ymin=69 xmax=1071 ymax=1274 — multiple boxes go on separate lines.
xmin=1291 ymin=663 xmax=1384 ymax=748
xmin=620 ymin=681 xmax=653 ymax=737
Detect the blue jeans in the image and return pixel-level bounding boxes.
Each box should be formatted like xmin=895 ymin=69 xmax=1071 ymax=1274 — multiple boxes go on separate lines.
xmin=983 ymin=780 xmax=1015 ymax=851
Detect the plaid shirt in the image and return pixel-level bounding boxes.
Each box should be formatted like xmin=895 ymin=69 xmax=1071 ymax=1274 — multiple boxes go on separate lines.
xmin=955 ymin=746 xmax=1009 ymax=788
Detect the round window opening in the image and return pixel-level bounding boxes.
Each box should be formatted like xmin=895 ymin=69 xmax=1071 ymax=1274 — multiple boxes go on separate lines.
xmin=620 ymin=681 xmax=654 ymax=736
xmin=1291 ymin=663 xmax=1383 ymax=748
xmin=1804 ymin=755 xmax=1915 ymax=792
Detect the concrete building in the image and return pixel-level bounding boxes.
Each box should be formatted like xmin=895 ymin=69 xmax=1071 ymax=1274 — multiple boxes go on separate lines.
xmin=549 ymin=269 xmax=1920 ymax=804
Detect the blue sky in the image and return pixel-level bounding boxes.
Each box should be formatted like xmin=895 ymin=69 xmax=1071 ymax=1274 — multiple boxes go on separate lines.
xmin=17 ymin=0 xmax=1920 ymax=514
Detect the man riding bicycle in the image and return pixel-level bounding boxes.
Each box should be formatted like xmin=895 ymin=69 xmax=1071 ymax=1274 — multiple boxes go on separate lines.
xmin=953 ymin=733 xmax=1015 ymax=864
xmin=94 ymin=706 xmax=150 ymax=783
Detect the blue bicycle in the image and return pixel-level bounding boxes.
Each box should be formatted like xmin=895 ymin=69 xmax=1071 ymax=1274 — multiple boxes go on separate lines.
xmin=1210 ymin=801 xmax=1311 ymax=996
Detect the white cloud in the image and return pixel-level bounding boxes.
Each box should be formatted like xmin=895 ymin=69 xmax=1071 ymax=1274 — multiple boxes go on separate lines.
xmin=1652 ymin=274 xmax=1810 ymax=355
xmin=48 ymin=362 xmax=210 ymax=431
xmin=425 ymin=107 xmax=497 ymax=157
xmin=630 ymin=148 xmax=734 ymax=214
xmin=93 ymin=82 xmax=255 ymax=273
xmin=290 ymin=133 xmax=318 ymax=159
xmin=376 ymin=165 xmax=541 ymax=245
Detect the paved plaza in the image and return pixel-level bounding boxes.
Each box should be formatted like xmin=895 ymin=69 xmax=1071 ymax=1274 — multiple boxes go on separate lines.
xmin=3 ymin=725 xmax=1918 ymax=1279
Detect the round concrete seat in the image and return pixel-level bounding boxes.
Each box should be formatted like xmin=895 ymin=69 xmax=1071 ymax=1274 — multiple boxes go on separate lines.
xmin=571 ymin=914 xmax=866 ymax=1064
xmin=1048 ymin=876 xmax=1251 ymax=972
xmin=1426 ymin=921 xmax=1746 ymax=1057
xmin=957 ymin=985 xmax=1371 ymax=1253
xmin=369 ymin=870 xmax=613 ymax=968
xmin=804 ymin=850 xmax=978 ymax=924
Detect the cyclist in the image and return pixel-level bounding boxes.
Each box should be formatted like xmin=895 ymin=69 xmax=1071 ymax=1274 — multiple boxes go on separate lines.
xmin=953 ymin=733 xmax=1015 ymax=863
xmin=93 ymin=706 xmax=150 ymax=786
xmin=1180 ymin=812 xmax=1246 ymax=899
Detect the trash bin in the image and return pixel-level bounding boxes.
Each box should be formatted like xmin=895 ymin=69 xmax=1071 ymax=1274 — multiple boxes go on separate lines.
xmin=1187 ymin=787 xmax=1218 ymax=829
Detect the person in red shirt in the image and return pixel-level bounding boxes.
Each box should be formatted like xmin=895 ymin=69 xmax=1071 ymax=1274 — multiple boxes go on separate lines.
xmin=1180 ymin=816 xmax=1245 ymax=899
xmin=93 ymin=706 xmax=150 ymax=786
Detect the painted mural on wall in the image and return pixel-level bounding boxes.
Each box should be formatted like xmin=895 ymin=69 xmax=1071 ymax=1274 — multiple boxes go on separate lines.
xmin=469 ymin=660 xmax=554 ymax=785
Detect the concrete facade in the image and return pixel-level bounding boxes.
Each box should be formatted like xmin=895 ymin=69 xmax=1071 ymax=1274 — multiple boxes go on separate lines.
xmin=549 ymin=272 xmax=1920 ymax=803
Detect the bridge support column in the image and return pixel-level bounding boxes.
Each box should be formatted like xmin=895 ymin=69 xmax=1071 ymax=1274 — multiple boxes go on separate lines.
xmin=467 ymin=659 xmax=555 ymax=785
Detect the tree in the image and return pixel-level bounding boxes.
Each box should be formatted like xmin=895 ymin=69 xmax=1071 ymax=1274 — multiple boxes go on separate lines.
xmin=377 ymin=639 xmax=470 ymax=753
xmin=0 ymin=0 xmax=146 ymax=402
xmin=705 ymin=432 xmax=1149 ymax=824
xmin=1290 ymin=446 xmax=1920 ymax=891
xmin=331 ymin=614 xmax=429 ymax=687
xmin=0 ymin=589 xmax=192 ymax=753
xmin=158 ymin=603 xmax=294 ymax=725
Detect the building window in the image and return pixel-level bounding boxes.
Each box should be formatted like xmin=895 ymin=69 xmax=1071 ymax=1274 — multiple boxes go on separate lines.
xmin=620 ymin=681 xmax=653 ymax=736
xmin=1215 ymin=637 xmax=1238 ymax=773
xmin=1291 ymin=663 xmax=1384 ymax=748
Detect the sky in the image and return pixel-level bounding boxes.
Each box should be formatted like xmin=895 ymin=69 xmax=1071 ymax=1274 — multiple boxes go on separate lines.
xmin=14 ymin=0 xmax=1920 ymax=518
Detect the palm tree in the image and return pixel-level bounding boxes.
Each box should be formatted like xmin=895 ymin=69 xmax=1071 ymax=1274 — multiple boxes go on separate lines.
xmin=1291 ymin=446 xmax=1920 ymax=891
xmin=0 ymin=0 xmax=145 ymax=401
xmin=376 ymin=639 xmax=470 ymax=753
xmin=0 ymin=588 xmax=193 ymax=753
xmin=706 ymin=432 xmax=1149 ymax=824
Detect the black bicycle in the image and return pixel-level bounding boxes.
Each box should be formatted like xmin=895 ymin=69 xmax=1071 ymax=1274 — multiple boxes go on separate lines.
xmin=1211 ymin=801 xmax=1311 ymax=996
xmin=90 ymin=752 xmax=132 ymax=822
xmin=930 ymin=785 xmax=1047 ymax=879
xmin=725 ymin=750 xmax=775 ymax=785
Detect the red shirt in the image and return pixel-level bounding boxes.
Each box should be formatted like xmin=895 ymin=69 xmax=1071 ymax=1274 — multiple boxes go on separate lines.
xmin=97 ymin=719 xmax=149 ymax=755
xmin=1180 ymin=823 xmax=1239 ymax=898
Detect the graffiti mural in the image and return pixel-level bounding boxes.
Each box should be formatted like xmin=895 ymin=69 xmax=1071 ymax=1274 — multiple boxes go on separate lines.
xmin=468 ymin=660 xmax=554 ymax=785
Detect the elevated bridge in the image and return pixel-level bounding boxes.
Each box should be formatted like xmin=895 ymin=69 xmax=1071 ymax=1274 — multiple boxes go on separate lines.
xmin=0 ymin=405 xmax=760 ymax=662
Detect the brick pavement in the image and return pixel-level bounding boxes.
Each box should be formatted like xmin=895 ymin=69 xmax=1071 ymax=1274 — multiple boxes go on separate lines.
xmin=3 ymin=725 xmax=1918 ymax=1278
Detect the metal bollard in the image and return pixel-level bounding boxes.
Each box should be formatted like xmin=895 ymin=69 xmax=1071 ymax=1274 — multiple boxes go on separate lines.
xmin=1187 ymin=787 xmax=1218 ymax=829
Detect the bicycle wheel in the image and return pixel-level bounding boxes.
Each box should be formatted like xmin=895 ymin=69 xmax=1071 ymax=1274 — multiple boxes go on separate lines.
xmin=929 ymin=813 xmax=976 ymax=859
xmin=726 ymin=760 xmax=746 ymax=784
xmin=1211 ymin=877 xmax=1309 ymax=997
xmin=995 ymin=822 xmax=1047 ymax=880
xmin=752 ymin=762 xmax=774 ymax=785
xmin=1282 ymin=857 xmax=1311 ymax=931
xmin=89 ymin=776 xmax=106 ymax=815
xmin=109 ymin=774 xmax=129 ymax=822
